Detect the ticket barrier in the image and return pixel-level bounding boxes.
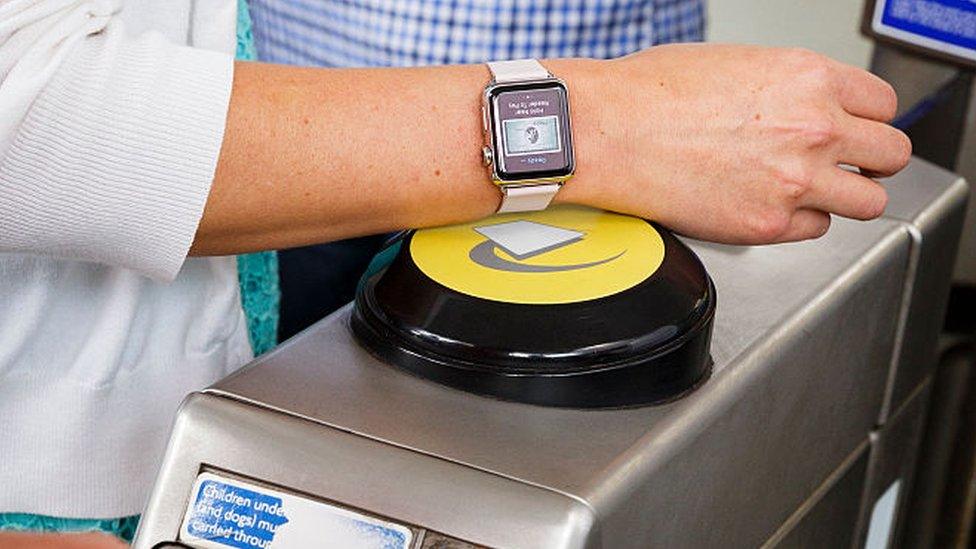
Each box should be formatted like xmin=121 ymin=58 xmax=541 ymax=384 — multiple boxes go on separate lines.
xmin=862 ymin=3 xmax=976 ymax=545
xmin=764 ymin=379 xmax=932 ymax=549
xmin=133 ymin=158 xmax=967 ymax=549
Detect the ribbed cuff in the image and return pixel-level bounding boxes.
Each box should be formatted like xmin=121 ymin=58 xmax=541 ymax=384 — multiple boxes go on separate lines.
xmin=0 ymin=29 xmax=234 ymax=281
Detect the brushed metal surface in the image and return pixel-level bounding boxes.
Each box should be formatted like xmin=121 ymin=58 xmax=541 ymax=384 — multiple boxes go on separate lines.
xmin=853 ymin=379 xmax=933 ymax=549
xmin=762 ymin=442 xmax=871 ymax=549
xmin=871 ymin=44 xmax=976 ymax=284
xmin=135 ymin=159 xmax=964 ymax=548
xmin=903 ymin=345 xmax=976 ymax=549
xmin=878 ymin=158 xmax=969 ymax=421
xmin=954 ymin=84 xmax=976 ymax=283
xmin=134 ymin=394 xmax=597 ymax=549
xmin=590 ymin=224 xmax=907 ymax=547
xmin=199 ymin=217 xmax=908 ymax=548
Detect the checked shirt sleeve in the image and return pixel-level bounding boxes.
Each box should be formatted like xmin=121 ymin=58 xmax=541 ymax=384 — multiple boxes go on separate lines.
xmin=0 ymin=0 xmax=234 ymax=281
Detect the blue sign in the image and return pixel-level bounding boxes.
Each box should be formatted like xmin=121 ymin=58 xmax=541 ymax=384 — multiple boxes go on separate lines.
xmin=181 ymin=473 xmax=414 ymax=549
xmin=186 ymin=480 xmax=290 ymax=549
xmin=873 ymin=0 xmax=976 ymax=61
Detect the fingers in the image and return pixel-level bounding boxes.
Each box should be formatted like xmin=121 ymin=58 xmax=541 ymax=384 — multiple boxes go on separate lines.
xmin=800 ymin=166 xmax=888 ymax=220
xmin=775 ymin=209 xmax=832 ymax=243
xmin=832 ymin=62 xmax=899 ymax=122
xmin=836 ymin=114 xmax=912 ymax=177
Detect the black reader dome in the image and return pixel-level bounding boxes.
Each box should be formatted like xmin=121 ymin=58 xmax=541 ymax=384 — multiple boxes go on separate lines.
xmin=352 ymin=205 xmax=715 ymax=408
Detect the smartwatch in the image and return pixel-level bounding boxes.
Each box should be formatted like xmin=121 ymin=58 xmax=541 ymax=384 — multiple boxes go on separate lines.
xmin=482 ymin=59 xmax=575 ymax=213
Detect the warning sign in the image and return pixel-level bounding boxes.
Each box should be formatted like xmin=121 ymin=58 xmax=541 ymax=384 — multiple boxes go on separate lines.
xmin=180 ymin=473 xmax=412 ymax=549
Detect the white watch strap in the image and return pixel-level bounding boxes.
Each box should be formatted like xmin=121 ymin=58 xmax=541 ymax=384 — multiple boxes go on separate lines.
xmin=497 ymin=184 xmax=561 ymax=213
xmin=487 ymin=59 xmax=551 ymax=83
xmin=487 ymin=59 xmax=560 ymax=213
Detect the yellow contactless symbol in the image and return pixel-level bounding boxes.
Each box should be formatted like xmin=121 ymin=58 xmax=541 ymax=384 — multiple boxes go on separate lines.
xmin=410 ymin=205 xmax=665 ymax=304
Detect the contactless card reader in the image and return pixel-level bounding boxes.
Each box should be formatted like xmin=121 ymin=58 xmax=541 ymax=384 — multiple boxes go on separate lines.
xmin=133 ymin=161 xmax=967 ymax=549
xmin=353 ymin=205 xmax=716 ymax=408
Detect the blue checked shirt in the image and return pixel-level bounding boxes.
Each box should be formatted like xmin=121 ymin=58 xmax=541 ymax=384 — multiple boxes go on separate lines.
xmin=248 ymin=0 xmax=705 ymax=67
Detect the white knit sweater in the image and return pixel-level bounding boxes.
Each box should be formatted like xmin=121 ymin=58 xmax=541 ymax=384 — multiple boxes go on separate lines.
xmin=0 ymin=0 xmax=252 ymax=516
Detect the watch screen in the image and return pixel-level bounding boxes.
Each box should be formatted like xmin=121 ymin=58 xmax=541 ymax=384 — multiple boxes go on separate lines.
xmin=502 ymin=116 xmax=561 ymax=155
xmin=490 ymin=83 xmax=574 ymax=181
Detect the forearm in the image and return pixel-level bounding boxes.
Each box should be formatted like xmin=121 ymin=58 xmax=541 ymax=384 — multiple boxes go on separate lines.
xmin=192 ymin=59 xmax=600 ymax=255
xmin=193 ymin=45 xmax=911 ymax=256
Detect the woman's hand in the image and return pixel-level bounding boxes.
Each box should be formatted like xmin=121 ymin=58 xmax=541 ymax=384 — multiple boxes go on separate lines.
xmin=0 ymin=532 xmax=127 ymax=548
xmin=560 ymin=44 xmax=911 ymax=244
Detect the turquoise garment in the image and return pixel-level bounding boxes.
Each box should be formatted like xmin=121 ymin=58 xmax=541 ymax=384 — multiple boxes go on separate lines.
xmin=234 ymin=0 xmax=280 ymax=356
xmin=0 ymin=0 xmax=277 ymax=539
xmin=357 ymin=237 xmax=401 ymax=293
xmin=0 ymin=514 xmax=140 ymax=543
xmin=238 ymin=250 xmax=280 ymax=355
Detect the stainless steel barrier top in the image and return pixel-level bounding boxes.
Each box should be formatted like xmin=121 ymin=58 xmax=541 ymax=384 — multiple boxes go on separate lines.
xmin=137 ymin=158 xmax=966 ymax=548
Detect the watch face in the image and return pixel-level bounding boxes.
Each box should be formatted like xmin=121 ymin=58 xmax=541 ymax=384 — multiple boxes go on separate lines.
xmin=489 ymin=81 xmax=574 ymax=182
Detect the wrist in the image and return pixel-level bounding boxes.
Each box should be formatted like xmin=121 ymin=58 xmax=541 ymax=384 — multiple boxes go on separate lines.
xmin=474 ymin=57 xmax=608 ymax=215
xmin=544 ymin=58 xmax=612 ymax=208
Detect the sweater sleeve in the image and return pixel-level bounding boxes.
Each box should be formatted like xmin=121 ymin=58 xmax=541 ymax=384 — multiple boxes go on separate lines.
xmin=0 ymin=0 xmax=234 ymax=281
